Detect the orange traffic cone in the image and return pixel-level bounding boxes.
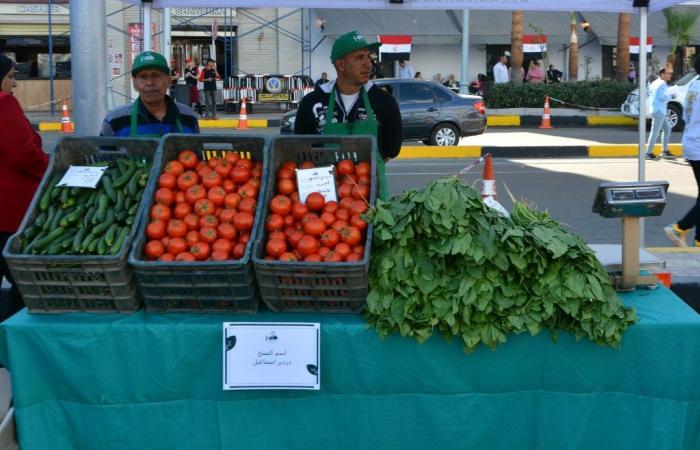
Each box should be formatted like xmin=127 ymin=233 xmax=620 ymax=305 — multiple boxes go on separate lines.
xmin=60 ymin=99 xmax=74 ymax=133
xmin=538 ymin=96 xmax=553 ymax=129
xmin=237 ymin=96 xmax=249 ymax=130
xmin=480 ymin=154 xmax=497 ymax=200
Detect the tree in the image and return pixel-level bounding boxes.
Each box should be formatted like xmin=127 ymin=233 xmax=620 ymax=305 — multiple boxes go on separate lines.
xmin=510 ymin=10 xmax=524 ymax=84
xmin=663 ymin=7 xmax=700 ymax=74
xmin=616 ymin=13 xmax=631 ymax=82
xmin=568 ymin=13 xmax=579 ymax=81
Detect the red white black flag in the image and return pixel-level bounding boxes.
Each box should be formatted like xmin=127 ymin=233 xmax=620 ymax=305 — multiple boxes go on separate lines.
xmin=523 ymin=35 xmax=547 ymax=53
xmin=378 ymin=35 xmax=412 ymax=61
xmin=630 ymin=37 xmax=653 ymax=54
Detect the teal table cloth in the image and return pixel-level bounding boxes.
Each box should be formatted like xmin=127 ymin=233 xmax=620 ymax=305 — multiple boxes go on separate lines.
xmin=0 ymin=287 xmax=699 ymax=450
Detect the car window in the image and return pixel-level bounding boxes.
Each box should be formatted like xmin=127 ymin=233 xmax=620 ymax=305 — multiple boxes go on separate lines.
xmin=377 ymin=82 xmax=395 ymax=96
xmin=433 ymin=86 xmax=452 ymax=103
xmin=399 ymin=82 xmax=434 ymax=104
xmin=674 ymin=70 xmax=697 ymax=86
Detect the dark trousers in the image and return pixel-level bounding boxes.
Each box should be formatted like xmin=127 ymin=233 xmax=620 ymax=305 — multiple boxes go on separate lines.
xmin=0 ymin=232 xmax=24 ymax=320
xmin=204 ymin=90 xmax=217 ymax=118
xmin=678 ymin=160 xmax=700 ymax=242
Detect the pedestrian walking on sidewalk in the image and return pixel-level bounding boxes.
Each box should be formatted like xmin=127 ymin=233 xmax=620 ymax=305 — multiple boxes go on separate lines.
xmin=100 ymin=51 xmax=199 ymax=137
xmin=184 ymin=58 xmax=202 ymax=116
xmin=199 ymin=58 xmax=220 ymax=119
xmin=0 ymin=54 xmax=49 ymax=319
xmin=645 ymin=67 xmax=676 ymax=160
xmin=665 ymin=58 xmax=700 ymax=247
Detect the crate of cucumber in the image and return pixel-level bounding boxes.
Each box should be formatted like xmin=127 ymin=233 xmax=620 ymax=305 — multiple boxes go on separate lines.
xmin=1 ymin=137 xmax=160 ymax=313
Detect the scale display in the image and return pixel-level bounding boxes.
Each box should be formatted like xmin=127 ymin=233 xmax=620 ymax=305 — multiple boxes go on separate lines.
xmin=592 ymin=181 xmax=669 ymax=218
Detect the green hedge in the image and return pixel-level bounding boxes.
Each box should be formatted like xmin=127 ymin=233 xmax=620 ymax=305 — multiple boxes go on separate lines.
xmin=485 ymin=80 xmax=636 ymax=109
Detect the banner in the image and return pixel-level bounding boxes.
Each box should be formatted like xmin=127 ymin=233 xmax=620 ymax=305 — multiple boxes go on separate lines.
xmin=523 ymin=35 xmax=547 ymax=53
xmin=128 ymin=23 xmax=159 ymax=62
xmin=630 ymin=37 xmax=653 ymax=54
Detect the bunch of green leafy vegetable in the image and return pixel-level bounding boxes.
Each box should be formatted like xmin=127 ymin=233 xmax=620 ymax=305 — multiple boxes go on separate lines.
xmin=364 ymin=177 xmax=636 ymax=352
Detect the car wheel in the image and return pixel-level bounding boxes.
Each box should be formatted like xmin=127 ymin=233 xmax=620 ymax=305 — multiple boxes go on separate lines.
xmin=667 ymin=103 xmax=684 ymax=131
xmin=430 ymin=123 xmax=459 ymax=146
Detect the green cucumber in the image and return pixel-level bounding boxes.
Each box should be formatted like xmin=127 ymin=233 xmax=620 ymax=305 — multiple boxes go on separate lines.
xmin=110 ymin=227 xmax=130 ymax=255
xmin=91 ymin=209 xmax=114 ymax=235
xmin=31 ymin=227 xmax=65 ymax=252
xmin=39 ymin=174 xmax=62 ymax=211
xmin=102 ymin=174 xmax=117 ymax=203
xmin=113 ymin=165 xmax=137 ymax=189
xmin=72 ymin=228 xmax=87 ymax=253
xmin=104 ymin=223 xmax=118 ymax=247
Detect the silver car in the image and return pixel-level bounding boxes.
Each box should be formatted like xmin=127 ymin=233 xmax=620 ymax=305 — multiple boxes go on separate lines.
xmin=281 ymin=78 xmax=487 ymax=146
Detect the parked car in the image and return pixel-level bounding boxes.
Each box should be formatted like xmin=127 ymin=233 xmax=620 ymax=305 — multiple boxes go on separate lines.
xmin=621 ymin=70 xmax=698 ymax=131
xmin=280 ymin=78 xmax=487 ymax=146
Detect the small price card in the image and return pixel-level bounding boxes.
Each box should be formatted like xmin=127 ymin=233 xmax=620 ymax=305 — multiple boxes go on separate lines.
xmin=56 ymin=165 xmax=108 ymax=188
xmin=296 ymin=166 xmax=337 ymax=203
xmin=223 ymin=322 xmax=320 ymax=390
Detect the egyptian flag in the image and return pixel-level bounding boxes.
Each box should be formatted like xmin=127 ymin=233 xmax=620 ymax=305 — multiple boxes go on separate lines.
xmin=378 ymin=35 xmax=412 ymax=62
xmin=630 ymin=37 xmax=653 ymax=54
xmin=523 ymin=35 xmax=547 ymax=59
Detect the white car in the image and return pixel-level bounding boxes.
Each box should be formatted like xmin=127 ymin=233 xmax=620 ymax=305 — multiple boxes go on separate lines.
xmin=621 ymin=70 xmax=698 ymax=131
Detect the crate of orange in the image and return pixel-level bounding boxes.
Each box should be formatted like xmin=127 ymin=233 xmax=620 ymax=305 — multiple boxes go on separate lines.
xmin=128 ymin=134 xmax=269 ymax=313
xmin=251 ymin=135 xmax=378 ymax=313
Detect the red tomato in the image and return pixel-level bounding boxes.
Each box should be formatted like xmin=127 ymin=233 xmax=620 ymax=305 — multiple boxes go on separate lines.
xmin=198 ymin=214 xmax=219 ymax=229
xmin=185 ymin=185 xmax=206 ymax=204
xmin=349 ymin=200 xmax=369 ymax=216
xmin=224 ymin=193 xmax=242 ymax=209
xmin=177 ymin=170 xmax=199 ymax=191
xmin=177 ymin=149 xmax=199 ymax=169
xmin=269 ymin=231 xmax=287 ymax=242
xmin=207 ymin=186 xmax=227 ymax=206
xmin=266 ymin=238 xmax=287 ymax=258
xmin=150 ymin=204 xmax=171 ymax=222
xmin=353 ymin=245 xmax=364 ymax=256
xmin=323 ymin=201 xmax=339 ymax=214
xmin=339 ymin=197 xmax=355 ymax=211
xmin=270 ymin=195 xmax=292 ymax=216
xmin=281 ymin=161 xmax=297 ymax=172
xmin=167 ymin=219 xmax=187 ymax=238
xmin=202 ymin=171 xmax=222 ymax=189
xmin=145 ymin=240 xmax=165 ymax=260
xmin=323 ymin=250 xmax=343 ymax=262
xmin=230 ymin=166 xmax=251 ymax=184
xmin=175 ymin=252 xmax=196 ymax=262
xmin=174 ymin=191 xmax=186 ymax=204
xmin=303 ymin=218 xmax=326 ymax=237
xmin=236 ymin=158 xmax=253 ymax=170
xmin=158 ymin=172 xmax=176 ymax=189
xmin=345 ymin=253 xmax=362 ymax=262
xmin=277 ymin=167 xmax=295 ymax=180
xmin=224 ymin=152 xmax=240 ymax=165
xmin=183 ymin=214 xmax=199 ymax=231
xmin=159 ymin=253 xmax=175 ymax=262
xmin=320 ymin=212 xmax=336 ymax=227
xmin=217 ymin=223 xmax=237 ymax=241
xmin=352 ymin=185 xmax=370 ymax=201
xmin=230 ymin=242 xmax=245 ymax=259
xmin=337 ymin=159 xmax=355 ymax=176
xmin=318 ymin=246 xmax=331 ymax=258
xmin=351 ymin=214 xmax=367 ymax=231
xmin=334 ymin=242 xmax=352 ymax=259
xmin=193 ymin=199 xmax=215 ymax=217
xmin=167 ymin=237 xmax=187 ymax=255
xmin=283 ymin=215 xmax=295 ymax=227
xmin=185 ymin=230 xmax=200 ymax=247
xmin=299 ymin=160 xmax=315 ymax=169
xmin=222 ymin=179 xmax=236 ymax=194
xmin=190 ymin=241 xmax=211 ymax=261
xmin=238 ymin=197 xmax=257 ymax=214
xmin=164 ymin=160 xmax=185 ymax=177
xmin=278 ymin=179 xmax=296 ymax=196
xmin=331 ymin=220 xmax=349 ymax=233
xmin=296 ymin=235 xmax=319 ymax=257
xmin=266 ymin=214 xmax=285 ymax=232
xmin=219 ymin=209 xmax=236 ymax=224
xmin=291 ymin=202 xmax=308 ymax=221
xmin=215 ymin=160 xmax=232 ymax=179
xmin=357 ymin=174 xmax=371 ymax=186
xmin=233 ymin=211 xmax=255 ymax=231
xmin=212 ymin=239 xmax=232 ymax=256
xmin=288 ymin=230 xmax=304 ymax=248
xmin=335 ymin=208 xmax=350 ymax=222
xmin=146 ymin=220 xmax=167 ymax=240
xmin=305 ymin=192 xmax=325 ymax=212
xmin=320 ymin=229 xmax=340 ymax=248
xmin=340 ymin=174 xmax=358 ymax=185
xmin=304 ymin=254 xmax=322 ymax=262
xmin=199 ymin=226 xmax=218 ymax=244
xmin=210 ymin=250 xmax=230 ymax=261
xmin=174 ymin=202 xmax=192 ymax=219
xmin=338 ymin=184 xmax=353 ymax=199
xmin=238 ymin=183 xmax=258 ymax=199
xmin=355 ymin=162 xmax=371 ymax=177
xmin=278 ymin=252 xmax=298 ymax=261
xmin=341 ymin=226 xmax=362 ymax=246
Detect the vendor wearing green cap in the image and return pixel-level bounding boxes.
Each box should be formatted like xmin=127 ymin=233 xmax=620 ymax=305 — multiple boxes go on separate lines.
xmin=294 ymin=31 xmax=402 ymax=200
xmin=101 ymin=51 xmax=199 ymax=137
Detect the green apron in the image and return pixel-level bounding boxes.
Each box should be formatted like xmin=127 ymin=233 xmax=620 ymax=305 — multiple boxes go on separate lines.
xmin=323 ymin=86 xmax=389 ymax=201
xmin=130 ymin=97 xmax=184 ymax=137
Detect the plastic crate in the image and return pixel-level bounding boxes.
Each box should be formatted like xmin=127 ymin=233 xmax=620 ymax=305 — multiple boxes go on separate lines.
xmin=129 ymin=134 xmax=269 ymax=313
xmin=2 ymin=137 xmax=161 ymax=313
xmin=252 ymin=135 xmax=378 ymax=313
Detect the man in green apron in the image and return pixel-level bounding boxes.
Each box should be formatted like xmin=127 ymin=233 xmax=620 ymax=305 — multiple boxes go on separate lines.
xmin=100 ymin=51 xmax=200 ymax=137
xmin=294 ymin=31 xmax=402 ymax=200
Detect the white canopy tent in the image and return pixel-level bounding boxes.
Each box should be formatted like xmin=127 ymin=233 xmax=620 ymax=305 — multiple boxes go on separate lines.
xmin=75 ymin=0 xmax=690 ymax=186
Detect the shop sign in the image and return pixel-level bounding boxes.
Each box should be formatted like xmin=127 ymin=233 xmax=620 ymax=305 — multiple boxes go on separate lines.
xmin=223 ymin=322 xmax=320 ymax=390
xmin=171 ymin=8 xmax=234 ymax=18
xmin=0 ymin=4 xmax=68 ymax=15
xmin=258 ymin=93 xmax=291 ymax=102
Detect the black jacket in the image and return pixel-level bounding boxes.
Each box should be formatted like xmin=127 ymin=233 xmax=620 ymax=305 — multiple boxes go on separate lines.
xmin=294 ymin=81 xmax=402 ymax=160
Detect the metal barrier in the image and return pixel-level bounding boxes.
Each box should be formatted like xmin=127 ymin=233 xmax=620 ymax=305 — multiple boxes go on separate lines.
xmin=224 ymin=74 xmax=313 ymax=110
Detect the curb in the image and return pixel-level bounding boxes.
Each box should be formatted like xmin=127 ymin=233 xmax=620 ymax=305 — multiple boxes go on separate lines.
xmin=395 ymin=143 xmax=683 ymax=159
xmin=35 ymin=115 xmax=635 ymax=131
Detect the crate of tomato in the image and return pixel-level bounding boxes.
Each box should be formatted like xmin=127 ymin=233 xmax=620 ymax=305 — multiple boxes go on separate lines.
xmin=252 ymin=135 xmax=378 ymax=313
xmin=128 ymin=134 xmax=269 ymax=313
xmin=2 ymin=137 xmax=160 ymax=313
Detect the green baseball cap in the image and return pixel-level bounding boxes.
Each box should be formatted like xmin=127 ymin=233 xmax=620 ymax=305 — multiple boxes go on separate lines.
xmin=131 ymin=51 xmax=170 ymax=76
xmin=330 ymin=31 xmax=381 ymax=63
